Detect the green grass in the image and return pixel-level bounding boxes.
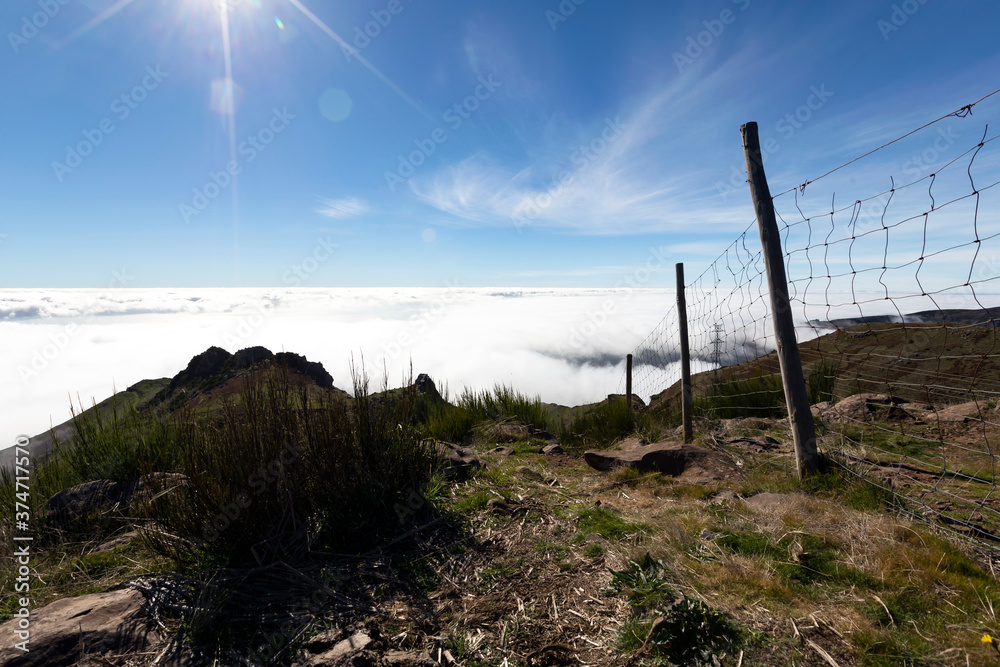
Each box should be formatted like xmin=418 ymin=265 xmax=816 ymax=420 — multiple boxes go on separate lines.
xmin=456 ymin=488 xmax=491 ymax=512
xmin=694 ymin=374 xmax=786 ymax=420
xmin=560 ymin=397 xmax=659 ymax=450
xmin=417 ymin=383 xmax=548 ymax=442
xmin=574 ymin=507 xmax=650 ymax=543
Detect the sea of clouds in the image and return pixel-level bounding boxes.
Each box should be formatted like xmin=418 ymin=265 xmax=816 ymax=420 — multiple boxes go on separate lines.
xmin=4 ymin=285 xmax=996 ymax=453
xmin=0 ymin=287 xmax=678 ymax=450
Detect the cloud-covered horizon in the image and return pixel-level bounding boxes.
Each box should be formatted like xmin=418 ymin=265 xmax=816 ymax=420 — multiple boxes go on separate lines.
xmin=0 ymin=288 xmax=674 ymax=450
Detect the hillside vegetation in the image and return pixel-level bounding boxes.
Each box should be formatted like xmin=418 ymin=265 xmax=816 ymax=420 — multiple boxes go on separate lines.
xmin=2 ymin=332 xmax=1000 ymax=666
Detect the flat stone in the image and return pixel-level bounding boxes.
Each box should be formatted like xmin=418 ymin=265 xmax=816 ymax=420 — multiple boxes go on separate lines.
xmin=584 ymin=442 xmax=741 ymax=482
xmin=541 ymin=444 xmax=564 ymax=455
xmin=490 ymin=446 xmax=515 ymax=456
xmin=0 ymin=588 xmax=159 ymax=666
xmin=932 ymin=401 xmax=989 ymax=423
xmin=303 ymin=628 xmax=346 ymax=654
xmin=307 ymin=633 xmax=371 ymax=665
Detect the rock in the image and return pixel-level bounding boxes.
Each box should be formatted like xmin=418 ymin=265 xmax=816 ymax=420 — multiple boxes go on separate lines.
xmin=382 ymin=650 xmax=437 ymax=666
xmin=584 ymin=442 xmax=741 ymax=483
xmin=726 ymin=436 xmax=782 ymax=452
xmin=0 ymin=588 xmax=159 ymax=666
xmin=487 ymin=498 xmax=517 ymax=514
xmin=413 ymin=374 xmax=441 ymax=401
xmin=275 ymin=351 xmax=334 ymax=389
xmin=303 ymin=628 xmax=346 ymax=654
xmin=436 ymin=443 xmax=481 ymax=478
xmin=810 ymin=401 xmax=832 ymax=417
xmin=490 ymin=423 xmax=532 ymax=443
xmin=822 ymin=393 xmax=909 ymax=424
xmin=46 ymin=473 xmax=189 ymax=525
xmin=307 ymin=633 xmax=372 ymax=665
xmin=514 ymin=466 xmax=543 ymax=482
xmin=490 ymin=446 xmax=515 ymax=456
xmin=932 ymin=401 xmax=989 ymax=423
xmin=529 ymin=428 xmax=559 ymax=442
xmin=616 ymin=436 xmax=650 ymax=450
xmin=46 ymin=479 xmax=119 ymax=523
xmin=92 ymin=530 xmax=139 ymax=554
xmin=541 ymin=443 xmax=564 ymax=455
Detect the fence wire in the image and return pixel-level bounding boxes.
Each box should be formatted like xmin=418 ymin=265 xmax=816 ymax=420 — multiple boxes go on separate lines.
xmin=625 ymin=90 xmax=1000 ymax=550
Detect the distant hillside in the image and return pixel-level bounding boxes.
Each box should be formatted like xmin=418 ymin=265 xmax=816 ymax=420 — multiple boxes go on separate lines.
xmin=1 ymin=347 xmax=342 ymax=473
xmin=0 ymin=378 xmax=170 ymax=474
xmin=809 ymin=306 xmax=1000 ymax=330
xmin=649 ymin=318 xmax=1000 ymax=415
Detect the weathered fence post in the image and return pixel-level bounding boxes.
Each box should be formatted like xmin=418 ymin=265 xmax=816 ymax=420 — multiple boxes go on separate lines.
xmin=676 ymin=263 xmax=693 ymax=444
xmin=626 ymin=353 xmax=633 ymax=409
xmin=741 ymin=121 xmax=819 ymax=477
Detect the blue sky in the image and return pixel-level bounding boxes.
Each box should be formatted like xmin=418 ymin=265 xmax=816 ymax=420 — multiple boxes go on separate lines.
xmin=1 ymin=0 xmax=999 ymax=288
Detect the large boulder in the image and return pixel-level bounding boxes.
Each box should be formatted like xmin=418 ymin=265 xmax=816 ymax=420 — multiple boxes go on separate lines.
xmin=0 ymin=588 xmax=159 ymax=666
xmin=46 ymin=473 xmax=188 ymax=525
xmin=584 ymin=442 xmax=741 ymax=483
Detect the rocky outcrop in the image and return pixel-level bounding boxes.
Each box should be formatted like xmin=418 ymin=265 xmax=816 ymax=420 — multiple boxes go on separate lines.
xmin=813 ymin=393 xmax=915 ymax=424
xmin=584 ymin=442 xmax=741 ymax=483
xmin=275 ymin=351 xmax=334 ymax=389
xmin=436 ymin=442 xmax=481 ymax=478
xmin=0 ymin=588 xmax=160 ymax=666
xmin=153 ymin=346 xmax=336 ymax=410
xmin=45 ymin=473 xmax=188 ymax=525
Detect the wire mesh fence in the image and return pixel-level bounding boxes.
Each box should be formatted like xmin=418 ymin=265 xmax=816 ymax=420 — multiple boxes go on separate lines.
xmin=624 ymin=88 xmax=1000 ymax=549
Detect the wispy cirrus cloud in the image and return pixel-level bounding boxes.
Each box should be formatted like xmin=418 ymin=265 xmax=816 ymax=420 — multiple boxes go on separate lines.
xmin=314 ymin=197 xmax=370 ymax=219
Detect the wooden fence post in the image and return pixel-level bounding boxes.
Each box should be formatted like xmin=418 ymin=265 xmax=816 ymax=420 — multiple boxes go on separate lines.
xmin=676 ymin=263 xmax=693 ymax=444
xmin=741 ymin=121 xmax=819 ymax=477
xmin=626 ymin=353 xmax=633 ymax=409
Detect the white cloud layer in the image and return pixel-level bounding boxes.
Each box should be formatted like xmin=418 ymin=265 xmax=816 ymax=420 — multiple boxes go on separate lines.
xmin=0 ymin=288 xmax=672 ymax=450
